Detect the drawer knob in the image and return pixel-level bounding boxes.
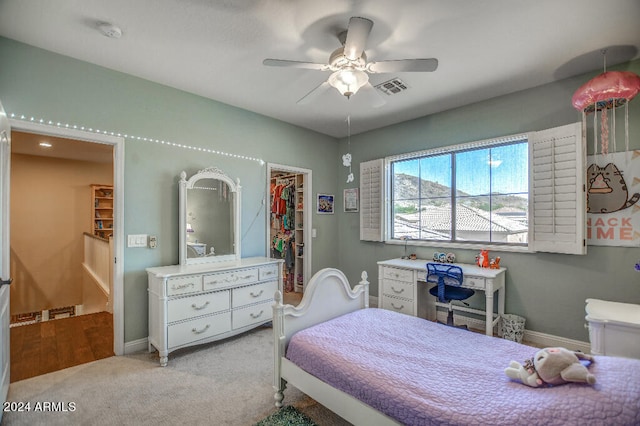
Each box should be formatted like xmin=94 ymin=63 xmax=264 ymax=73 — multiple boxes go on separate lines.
xmin=250 ymin=290 xmax=264 ymax=298
xmin=391 ymin=286 xmax=404 ymax=294
xmin=191 ymin=301 xmax=210 ymax=310
xmin=191 ymin=324 xmax=211 ymax=334
xmin=250 ymin=310 xmax=264 ymax=319
xmin=391 ymin=302 xmax=404 ymax=310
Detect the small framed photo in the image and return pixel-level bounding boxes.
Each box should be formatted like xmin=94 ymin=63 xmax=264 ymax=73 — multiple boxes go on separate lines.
xmin=317 ymin=194 xmax=334 ymax=214
xmin=344 ymin=188 xmax=359 ymax=213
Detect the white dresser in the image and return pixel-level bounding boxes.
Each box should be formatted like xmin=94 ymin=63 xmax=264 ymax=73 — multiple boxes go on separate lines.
xmin=147 ymin=256 xmax=283 ymax=366
xmin=377 ymin=258 xmax=506 ymax=336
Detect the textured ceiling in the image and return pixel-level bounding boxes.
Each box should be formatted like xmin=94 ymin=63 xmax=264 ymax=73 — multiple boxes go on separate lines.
xmin=1 ymin=0 xmax=639 ymax=138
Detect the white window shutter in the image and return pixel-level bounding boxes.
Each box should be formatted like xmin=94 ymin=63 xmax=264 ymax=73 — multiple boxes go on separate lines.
xmin=360 ymin=159 xmax=384 ymax=241
xmin=529 ymin=122 xmax=586 ymax=254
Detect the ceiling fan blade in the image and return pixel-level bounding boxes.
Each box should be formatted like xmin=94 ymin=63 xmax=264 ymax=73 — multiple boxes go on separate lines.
xmin=344 ymin=17 xmax=373 ymax=61
xmin=297 ymin=81 xmax=331 ymax=105
xmin=263 ymin=59 xmax=328 ymax=71
xmin=367 ymin=58 xmax=439 ymax=73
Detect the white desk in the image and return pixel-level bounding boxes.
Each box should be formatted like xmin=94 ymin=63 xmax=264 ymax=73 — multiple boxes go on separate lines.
xmin=377 ymin=258 xmax=506 ymax=336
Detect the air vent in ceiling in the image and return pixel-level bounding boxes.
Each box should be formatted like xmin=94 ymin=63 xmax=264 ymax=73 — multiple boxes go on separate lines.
xmin=375 ymin=78 xmax=409 ymax=95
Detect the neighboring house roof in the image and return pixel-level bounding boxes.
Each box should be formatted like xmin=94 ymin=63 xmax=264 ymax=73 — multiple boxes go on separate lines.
xmin=396 ymin=203 xmax=528 ymax=235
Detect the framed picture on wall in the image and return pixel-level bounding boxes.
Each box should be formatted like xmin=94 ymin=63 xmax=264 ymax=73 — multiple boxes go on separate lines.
xmin=317 ymin=193 xmax=334 ymax=214
xmin=344 ymin=188 xmax=359 ymax=212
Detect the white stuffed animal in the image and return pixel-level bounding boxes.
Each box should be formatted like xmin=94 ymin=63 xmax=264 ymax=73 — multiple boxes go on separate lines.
xmin=505 ymin=347 xmax=596 ymax=387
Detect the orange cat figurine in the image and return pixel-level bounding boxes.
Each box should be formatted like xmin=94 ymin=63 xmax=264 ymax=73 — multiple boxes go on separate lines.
xmin=477 ymin=250 xmax=490 ymax=268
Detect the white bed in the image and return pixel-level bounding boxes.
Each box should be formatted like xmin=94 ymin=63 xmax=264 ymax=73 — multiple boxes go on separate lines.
xmin=272 ymin=268 xmax=640 ymax=426
xmin=272 ymin=268 xmax=400 ymax=425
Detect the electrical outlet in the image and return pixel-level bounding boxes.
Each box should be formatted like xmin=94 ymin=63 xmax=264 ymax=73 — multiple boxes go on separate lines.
xmin=149 ymin=235 xmax=157 ymax=248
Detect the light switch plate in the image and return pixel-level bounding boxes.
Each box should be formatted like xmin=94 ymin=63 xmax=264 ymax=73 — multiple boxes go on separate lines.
xmin=149 ymin=235 xmax=157 ymax=248
xmin=127 ymin=234 xmax=147 ymax=248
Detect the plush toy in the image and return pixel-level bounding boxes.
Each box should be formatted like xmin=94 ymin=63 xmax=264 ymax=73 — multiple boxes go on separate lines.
xmin=505 ymin=347 xmax=596 ymax=387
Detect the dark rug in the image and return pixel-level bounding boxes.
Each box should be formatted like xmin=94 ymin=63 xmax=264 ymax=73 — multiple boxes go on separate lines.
xmin=254 ymin=405 xmax=318 ymax=426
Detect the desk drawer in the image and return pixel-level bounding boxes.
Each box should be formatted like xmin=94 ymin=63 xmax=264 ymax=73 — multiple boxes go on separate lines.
xmin=382 ymin=280 xmax=414 ymax=300
xmin=167 ymin=291 xmax=230 ymax=323
xmin=382 ymin=267 xmax=413 ymax=283
xmin=381 ymin=295 xmax=414 ymax=316
xmin=232 ymin=281 xmax=277 ymax=308
xmin=203 ymin=268 xmax=259 ymax=290
xmin=233 ymin=301 xmax=272 ymax=329
xmin=464 ymin=276 xmax=486 ymax=290
xmin=167 ymin=275 xmax=202 ymax=296
xmin=167 ymin=312 xmax=231 ymax=349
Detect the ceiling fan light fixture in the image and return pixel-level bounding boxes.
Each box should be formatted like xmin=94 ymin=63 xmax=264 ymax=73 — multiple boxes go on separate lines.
xmin=328 ymin=69 xmax=369 ymax=98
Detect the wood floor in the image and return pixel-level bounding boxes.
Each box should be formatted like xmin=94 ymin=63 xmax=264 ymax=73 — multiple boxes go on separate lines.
xmin=10 ymin=311 xmax=114 ymax=383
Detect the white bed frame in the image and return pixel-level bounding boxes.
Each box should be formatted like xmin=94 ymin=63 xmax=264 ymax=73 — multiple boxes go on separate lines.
xmin=272 ymin=268 xmax=400 ymax=425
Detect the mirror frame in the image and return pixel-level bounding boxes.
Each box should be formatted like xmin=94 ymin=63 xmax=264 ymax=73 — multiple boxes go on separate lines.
xmin=179 ymin=167 xmax=241 ymax=266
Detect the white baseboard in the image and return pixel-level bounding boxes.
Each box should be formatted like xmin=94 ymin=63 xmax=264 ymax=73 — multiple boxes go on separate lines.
xmin=435 ymin=311 xmax=591 ymax=353
xmin=523 ymin=329 xmax=591 ymax=353
xmin=124 ymin=337 xmax=149 ymax=355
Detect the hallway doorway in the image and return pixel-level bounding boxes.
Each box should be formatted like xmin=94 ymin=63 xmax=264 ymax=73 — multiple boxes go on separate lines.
xmin=6 ymin=121 xmax=124 ymax=380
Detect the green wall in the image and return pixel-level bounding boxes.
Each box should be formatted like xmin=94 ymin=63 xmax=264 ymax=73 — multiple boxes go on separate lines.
xmin=0 ymin=37 xmax=339 ymax=343
xmin=2 ymin=35 xmax=639 ymax=345
xmin=336 ymin=59 xmax=640 ymax=342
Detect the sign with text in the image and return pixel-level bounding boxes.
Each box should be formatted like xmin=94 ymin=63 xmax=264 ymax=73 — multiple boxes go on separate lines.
xmin=587 ymin=150 xmax=640 ymax=247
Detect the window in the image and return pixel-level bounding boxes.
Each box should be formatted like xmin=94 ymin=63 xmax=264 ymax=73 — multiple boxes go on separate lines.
xmin=390 ymin=138 xmax=529 ymax=245
xmin=359 ymin=122 xmax=586 ymax=254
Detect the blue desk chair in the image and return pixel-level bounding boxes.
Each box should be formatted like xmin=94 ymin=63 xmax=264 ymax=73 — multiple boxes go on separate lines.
xmin=426 ymin=262 xmax=474 ymax=328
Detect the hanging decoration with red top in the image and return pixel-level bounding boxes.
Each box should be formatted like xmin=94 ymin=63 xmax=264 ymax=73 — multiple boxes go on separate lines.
xmin=572 ymin=50 xmax=640 ymax=156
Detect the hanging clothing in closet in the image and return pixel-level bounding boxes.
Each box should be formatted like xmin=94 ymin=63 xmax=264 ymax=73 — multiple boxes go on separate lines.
xmin=270 ymin=177 xmax=298 ymax=293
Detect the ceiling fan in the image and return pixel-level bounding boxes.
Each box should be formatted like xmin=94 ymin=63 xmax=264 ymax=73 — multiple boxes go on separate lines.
xmin=263 ymin=16 xmax=439 ymax=105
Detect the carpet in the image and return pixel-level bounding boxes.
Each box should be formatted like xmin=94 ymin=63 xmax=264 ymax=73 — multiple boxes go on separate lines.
xmin=4 ymin=326 xmax=351 ymax=426
xmin=254 ymin=406 xmax=318 ymax=426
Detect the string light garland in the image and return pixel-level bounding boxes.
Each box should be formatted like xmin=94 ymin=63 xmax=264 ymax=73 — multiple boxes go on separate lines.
xmin=8 ymin=113 xmax=265 ymax=165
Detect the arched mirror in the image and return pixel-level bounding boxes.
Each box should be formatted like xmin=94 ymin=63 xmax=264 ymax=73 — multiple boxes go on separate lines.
xmin=179 ymin=167 xmax=241 ymax=265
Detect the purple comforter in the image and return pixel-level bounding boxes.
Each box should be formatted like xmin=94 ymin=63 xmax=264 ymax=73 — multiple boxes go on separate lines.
xmin=286 ymin=308 xmax=640 ymax=425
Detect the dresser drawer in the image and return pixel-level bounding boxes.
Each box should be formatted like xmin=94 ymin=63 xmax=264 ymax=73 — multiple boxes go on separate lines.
xmin=232 ymin=281 xmax=278 ymax=308
xmin=382 ymin=267 xmax=413 ymax=283
xmin=232 ymin=301 xmax=272 ymax=329
xmin=463 ymin=276 xmax=486 ymax=290
xmin=382 ymin=279 xmax=414 ymax=300
xmin=167 ymin=312 xmax=231 ymax=349
xmin=166 ymin=275 xmax=202 ymax=296
xmin=259 ymin=264 xmax=279 ymax=281
xmin=167 ymin=291 xmax=230 ymax=323
xmin=381 ymin=295 xmax=414 ymax=316
xmin=203 ymin=268 xmax=259 ymax=290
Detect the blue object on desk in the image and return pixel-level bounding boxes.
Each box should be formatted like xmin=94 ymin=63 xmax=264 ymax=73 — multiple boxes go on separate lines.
xmin=426 ymin=262 xmax=474 ymax=328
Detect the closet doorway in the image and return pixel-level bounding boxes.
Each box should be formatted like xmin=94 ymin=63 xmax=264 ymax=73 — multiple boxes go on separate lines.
xmin=267 ymin=164 xmax=312 ymax=306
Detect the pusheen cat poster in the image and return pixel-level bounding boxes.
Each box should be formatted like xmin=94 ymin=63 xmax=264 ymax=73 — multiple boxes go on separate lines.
xmin=587 ymin=151 xmax=640 ymax=247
